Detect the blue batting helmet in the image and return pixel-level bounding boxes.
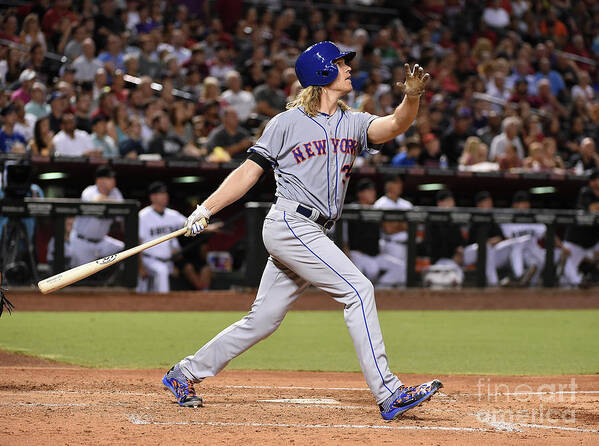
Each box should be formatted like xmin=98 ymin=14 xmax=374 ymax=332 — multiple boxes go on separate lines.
xmin=295 ymin=41 xmax=356 ymax=88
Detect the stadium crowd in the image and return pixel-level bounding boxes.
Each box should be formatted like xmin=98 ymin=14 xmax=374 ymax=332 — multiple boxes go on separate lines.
xmin=0 ymin=0 xmax=597 ymax=172
xmin=1 ymin=0 xmax=599 ymax=290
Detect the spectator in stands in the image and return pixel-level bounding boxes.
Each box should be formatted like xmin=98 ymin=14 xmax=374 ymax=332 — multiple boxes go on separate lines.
xmin=20 ymin=13 xmax=47 ymax=52
xmin=489 ymin=116 xmax=524 ymax=161
xmin=441 ymin=107 xmax=474 ymax=166
xmin=29 ymin=116 xmax=54 ymax=155
xmin=542 ymin=137 xmax=565 ymax=170
xmin=477 ymin=110 xmax=502 ymax=147
xmin=571 ymin=71 xmax=595 ymax=104
xmin=136 ymin=33 xmax=161 ymax=79
xmin=486 ymin=71 xmax=511 ymax=112
xmin=41 ymin=0 xmax=80 ymax=42
xmin=52 ymin=112 xmax=97 ymax=157
xmin=535 ymin=78 xmax=567 ymax=118
xmin=0 ymin=105 xmax=27 ymax=153
xmin=522 ymin=115 xmax=544 ymax=147
xmin=3 ymin=47 xmax=22 ymax=85
xmin=168 ymin=101 xmax=194 ymax=146
xmin=568 ymin=137 xmax=599 ymax=172
xmin=119 ymin=116 xmax=145 ymax=158
xmin=63 ymin=24 xmax=87 ymax=60
xmin=98 ymin=33 xmax=125 ymax=75
xmin=106 ymin=102 xmax=129 ymax=146
xmin=148 ymin=111 xmax=184 ymax=159
xmin=345 ymin=178 xmax=405 ymax=288
xmin=74 ymin=92 xmax=93 ymax=133
xmin=24 ymin=82 xmax=50 ymax=120
xmin=73 ymin=38 xmax=103 ymax=83
xmin=206 ymin=107 xmax=252 ymax=161
xmin=0 ymin=14 xmax=19 ymax=43
xmin=94 ymin=0 xmax=125 ymax=49
xmin=374 ymin=175 xmax=413 ymax=267
xmin=418 ymin=133 xmax=442 ymax=167
xmin=12 ymin=99 xmax=34 ymax=143
xmin=164 ymin=29 xmax=191 ymax=66
xmin=254 ymin=68 xmax=287 ymax=118
xmin=497 ymin=143 xmax=523 ymax=170
xmin=90 ymin=114 xmax=118 ymax=157
xmin=533 ymin=57 xmax=566 ymax=97
xmin=508 ymin=79 xmax=541 ymax=108
xmin=208 ymin=43 xmax=234 ymax=85
xmin=523 ymin=141 xmax=546 ymax=171
xmin=92 ymin=87 xmax=116 ymax=120
xmin=123 ymin=53 xmax=139 ymax=77
xmin=562 ymin=169 xmax=599 ymax=287
xmin=424 ymin=189 xmax=466 ymax=282
xmin=92 ymin=68 xmax=108 ymax=104
xmin=391 ymin=139 xmax=421 ymax=167
xmin=221 ymin=70 xmax=256 ymax=124
xmin=482 ymin=0 xmax=510 ymax=30
xmin=110 ymin=70 xmax=129 ymax=103
xmin=459 ymin=136 xmax=489 ymax=167
xmin=48 ymin=92 xmax=67 ymax=134
xmin=11 ymin=69 xmax=36 ymax=105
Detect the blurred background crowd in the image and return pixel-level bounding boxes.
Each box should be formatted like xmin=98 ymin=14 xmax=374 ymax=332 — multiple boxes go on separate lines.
xmin=0 ymin=0 xmax=598 ymax=172
xmin=1 ymin=0 xmax=599 ymax=291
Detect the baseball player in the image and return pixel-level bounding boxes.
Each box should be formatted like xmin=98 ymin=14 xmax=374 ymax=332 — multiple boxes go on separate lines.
xmin=137 ymin=181 xmax=186 ymax=293
xmin=344 ymin=178 xmax=405 ymax=288
xmin=500 ymin=191 xmax=557 ymax=286
xmin=70 ymin=166 xmax=124 ymax=267
xmin=424 ymin=189 xmax=467 ymax=285
xmin=561 ymin=169 xmax=599 ymax=287
xmin=162 ymin=41 xmax=443 ymax=419
xmin=465 ymin=191 xmax=532 ymax=286
xmin=373 ymin=174 xmax=413 ymax=268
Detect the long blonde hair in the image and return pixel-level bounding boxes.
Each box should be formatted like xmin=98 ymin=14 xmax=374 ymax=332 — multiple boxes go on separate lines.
xmin=286 ymin=86 xmax=350 ymax=117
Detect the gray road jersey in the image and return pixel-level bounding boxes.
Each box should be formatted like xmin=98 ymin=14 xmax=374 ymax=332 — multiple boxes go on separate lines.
xmin=249 ymin=107 xmax=378 ymax=220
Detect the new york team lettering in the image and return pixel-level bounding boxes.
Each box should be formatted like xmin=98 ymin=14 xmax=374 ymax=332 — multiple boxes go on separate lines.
xmin=292 ymin=138 xmax=359 ymax=164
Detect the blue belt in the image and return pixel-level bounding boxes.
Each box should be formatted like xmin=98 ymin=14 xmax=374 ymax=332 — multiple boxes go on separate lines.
xmin=274 ymin=198 xmax=335 ymax=230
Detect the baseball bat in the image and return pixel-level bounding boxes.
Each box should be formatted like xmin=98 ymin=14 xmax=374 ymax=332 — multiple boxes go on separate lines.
xmin=37 ymin=219 xmax=206 ymax=294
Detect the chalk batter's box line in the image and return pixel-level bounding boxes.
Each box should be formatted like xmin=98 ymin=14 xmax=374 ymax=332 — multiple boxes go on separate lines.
xmin=127 ymin=414 xmax=599 ymax=434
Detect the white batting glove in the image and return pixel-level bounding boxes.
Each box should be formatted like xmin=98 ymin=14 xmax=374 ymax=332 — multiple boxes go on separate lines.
xmin=184 ymin=204 xmax=211 ymax=237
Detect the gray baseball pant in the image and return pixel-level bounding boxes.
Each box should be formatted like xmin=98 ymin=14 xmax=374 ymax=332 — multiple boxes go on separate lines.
xmin=179 ymin=202 xmax=401 ymax=404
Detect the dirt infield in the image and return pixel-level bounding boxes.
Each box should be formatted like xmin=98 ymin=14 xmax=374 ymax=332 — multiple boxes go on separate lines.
xmin=6 ymin=287 xmax=599 ymax=311
xmin=2 ymin=289 xmax=598 ymax=444
xmin=0 ymin=351 xmax=598 ymax=445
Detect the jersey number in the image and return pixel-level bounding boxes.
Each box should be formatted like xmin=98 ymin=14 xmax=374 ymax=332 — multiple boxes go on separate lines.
xmin=340 ymin=163 xmax=353 ymax=184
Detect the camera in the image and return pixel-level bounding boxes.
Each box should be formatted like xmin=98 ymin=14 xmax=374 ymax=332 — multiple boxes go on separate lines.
xmin=2 ymin=161 xmax=33 ymax=199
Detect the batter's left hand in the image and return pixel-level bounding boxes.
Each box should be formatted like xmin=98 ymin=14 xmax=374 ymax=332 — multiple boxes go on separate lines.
xmin=397 ymin=63 xmax=430 ymax=98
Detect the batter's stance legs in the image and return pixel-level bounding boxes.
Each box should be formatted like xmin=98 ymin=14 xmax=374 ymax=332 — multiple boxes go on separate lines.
xmin=179 ymin=257 xmax=308 ymax=380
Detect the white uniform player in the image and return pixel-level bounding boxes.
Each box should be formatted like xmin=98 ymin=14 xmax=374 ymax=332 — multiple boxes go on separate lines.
xmin=137 ymin=182 xmax=186 ymax=293
xmin=162 ymin=42 xmax=442 ymax=419
xmin=373 ymin=175 xmax=413 ymax=269
xmin=561 ymin=173 xmax=599 ymax=287
xmin=70 ymin=166 xmax=125 ymax=267
xmin=463 ymin=191 xmax=529 ymax=286
xmin=344 ymin=178 xmax=405 ymax=287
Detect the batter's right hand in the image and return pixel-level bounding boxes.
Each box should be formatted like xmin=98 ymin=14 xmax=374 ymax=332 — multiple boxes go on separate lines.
xmin=184 ymin=204 xmax=211 ymax=237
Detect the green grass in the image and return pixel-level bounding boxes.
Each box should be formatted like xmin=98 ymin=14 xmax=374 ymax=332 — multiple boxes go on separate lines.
xmin=0 ymin=310 xmax=598 ymax=375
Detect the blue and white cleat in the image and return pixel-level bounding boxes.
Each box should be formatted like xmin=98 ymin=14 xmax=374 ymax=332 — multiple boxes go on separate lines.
xmin=162 ymin=365 xmax=203 ymax=408
xmin=380 ymin=379 xmax=443 ymax=420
